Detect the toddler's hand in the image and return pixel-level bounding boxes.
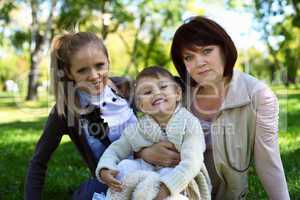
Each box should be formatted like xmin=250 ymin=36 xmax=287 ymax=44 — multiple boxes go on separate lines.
xmin=154 ymin=183 xmax=170 ymax=200
xmin=100 ymin=169 xmax=122 ymax=192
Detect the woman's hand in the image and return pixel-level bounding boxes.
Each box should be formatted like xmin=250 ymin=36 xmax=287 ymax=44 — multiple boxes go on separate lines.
xmin=137 ymin=141 xmax=180 ymax=167
xmin=154 ymin=183 xmax=170 ymax=200
xmin=100 ymin=169 xmax=123 ymax=192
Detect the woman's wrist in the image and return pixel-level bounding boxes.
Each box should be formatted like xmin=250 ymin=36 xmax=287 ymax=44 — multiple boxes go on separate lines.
xmin=134 ymin=148 xmax=145 ymax=159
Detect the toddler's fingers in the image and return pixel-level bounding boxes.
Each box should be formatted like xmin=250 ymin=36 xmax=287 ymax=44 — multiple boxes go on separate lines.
xmin=110 ymin=182 xmax=123 ymax=192
xmin=109 ymin=177 xmax=122 ymax=186
xmin=110 ymin=170 xmax=119 ymax=177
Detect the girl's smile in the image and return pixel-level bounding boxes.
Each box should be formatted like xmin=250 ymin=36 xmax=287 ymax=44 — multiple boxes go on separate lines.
xmin=68 ymin=43 xmax=109 ymax=95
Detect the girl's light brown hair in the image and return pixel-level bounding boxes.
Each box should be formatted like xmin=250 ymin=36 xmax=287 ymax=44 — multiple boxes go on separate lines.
xmin=50 ymin=32 xmax=108 ymax=116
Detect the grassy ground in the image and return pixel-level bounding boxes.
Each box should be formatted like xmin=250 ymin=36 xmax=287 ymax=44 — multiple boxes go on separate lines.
xmin=0 ymin=89 xmax=299 ymax=200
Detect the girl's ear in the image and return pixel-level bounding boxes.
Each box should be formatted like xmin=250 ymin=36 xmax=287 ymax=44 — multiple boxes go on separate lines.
xmin=65 ymin=68 xmax=74 ymax=80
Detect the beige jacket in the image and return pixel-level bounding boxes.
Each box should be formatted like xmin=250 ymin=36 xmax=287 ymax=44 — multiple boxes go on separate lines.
xmin=188 ymin=70 xmax=290 ymax=199
xmin=96 ymin=106 xmax=211 ymax=199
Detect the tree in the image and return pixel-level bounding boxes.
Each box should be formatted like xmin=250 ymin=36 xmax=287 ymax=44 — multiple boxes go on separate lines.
xmin=116 ymin=0 xmax=187 ymax=76
xmin=26 ymin=0 xmax=57 ymax=100
xmin=228 ymin=0 xmax=300 ymax=85
xmin=1 ymin=0 xmax=189 ymax=99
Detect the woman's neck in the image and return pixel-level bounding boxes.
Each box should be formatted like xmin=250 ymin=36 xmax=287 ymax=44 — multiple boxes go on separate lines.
xmin=196 ymin=77 xmax=230 ymax=97
xmin=192 ymin=77 xmax=230 ymax=121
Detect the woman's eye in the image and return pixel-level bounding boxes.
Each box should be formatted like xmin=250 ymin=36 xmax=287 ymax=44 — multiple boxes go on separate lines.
xmin=183 ymin=55 xmax=193 ymax=61
xmin=203 ymin=48 xmax=213 ymax=55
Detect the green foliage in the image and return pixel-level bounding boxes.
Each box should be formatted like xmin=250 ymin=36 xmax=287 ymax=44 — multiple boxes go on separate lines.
xmin=238 ymin=48 xmax=274 ymax=82
xmin=252 ymin=0 xmax=300 ymax=84
xmin=1 ymin=0 xmax=188 ymax=99
xmin=0 ymin=1 xmax=16 ymax=23
xmin=11 ymin=31 xmax=31 ymax=50
xmin=0 ymin=53 xmax=28 ymax=89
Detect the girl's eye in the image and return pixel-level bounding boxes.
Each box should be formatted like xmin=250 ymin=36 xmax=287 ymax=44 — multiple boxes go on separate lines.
xmin=203 ymin=48 xmax=213 ymax=55
xmin=77 ymin=67 xmax=88 ymax=74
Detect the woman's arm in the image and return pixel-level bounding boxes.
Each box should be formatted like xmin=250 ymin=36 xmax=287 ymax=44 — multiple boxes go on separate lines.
xmin=136 ymin=141 xmax=180 ymax=167
xmin=24 ymin=106 xmax=67 ymax=200
xmin=254 ymin=87 xmax=290 ymax=200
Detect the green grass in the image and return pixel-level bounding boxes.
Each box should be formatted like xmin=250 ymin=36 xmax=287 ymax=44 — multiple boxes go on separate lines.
xmin=0 ymin=90 xmax=299 ymax=199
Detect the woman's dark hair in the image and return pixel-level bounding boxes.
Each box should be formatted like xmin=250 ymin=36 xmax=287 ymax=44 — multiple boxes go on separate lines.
xmin=170 ymin=16 xmax=237 ymax=86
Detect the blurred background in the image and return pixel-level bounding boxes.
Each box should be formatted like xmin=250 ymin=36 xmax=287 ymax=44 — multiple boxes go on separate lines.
xmin=0 ymin=0 xmax=299 ymax=199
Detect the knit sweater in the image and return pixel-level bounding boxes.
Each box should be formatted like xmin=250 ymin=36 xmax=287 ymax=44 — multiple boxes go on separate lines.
xmin=96 ymin=106 xmax=211 ymax=198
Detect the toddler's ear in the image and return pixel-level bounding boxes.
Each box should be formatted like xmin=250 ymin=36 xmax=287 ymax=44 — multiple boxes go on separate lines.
xmin=175 ymin=84 xmax=183 ymax=102
xmin=134 ymin=96 xmax=143 ymax=112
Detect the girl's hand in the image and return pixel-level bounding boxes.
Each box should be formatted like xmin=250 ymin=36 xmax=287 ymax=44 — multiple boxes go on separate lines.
xmin=137 ymin=141 xmax=180 ymax=167
xmin=100 ymin=169 xmax=122 ymax=192
xmin=154 ymin=183 xmax=170 ymax=200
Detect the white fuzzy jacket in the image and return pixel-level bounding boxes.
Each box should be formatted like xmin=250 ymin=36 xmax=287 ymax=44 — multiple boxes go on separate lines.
xmin=96 ymin=106 xmax=208 ymax=196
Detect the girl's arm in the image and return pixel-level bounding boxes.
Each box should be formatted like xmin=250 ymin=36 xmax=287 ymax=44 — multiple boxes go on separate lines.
xmin=24 ymin=106 xmax=67 ymax=200
xmin=254 ymin=87 xmax=290 ymax=200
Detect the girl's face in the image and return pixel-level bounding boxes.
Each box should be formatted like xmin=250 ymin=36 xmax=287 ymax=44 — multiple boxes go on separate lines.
xmin=182 ymin=45 xmax=225 ymax=86
xmin=68 ymin=43 xmax=109 ymax=95
xmin=135 ymin=75 xmax=181 ymax=122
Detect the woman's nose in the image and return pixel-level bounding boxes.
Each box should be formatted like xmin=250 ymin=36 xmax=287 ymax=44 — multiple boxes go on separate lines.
xmin=196 ymin=55 xmax=206 ymax=67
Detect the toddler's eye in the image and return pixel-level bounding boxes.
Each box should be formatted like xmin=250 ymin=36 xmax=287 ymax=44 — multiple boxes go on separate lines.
xmin=160 ymin=85 xmax=168 ymax=89
xmin=95 ymin=62 xmax=105 ymax=69
xmin=143 ymin=90 xmax=152 ymax=95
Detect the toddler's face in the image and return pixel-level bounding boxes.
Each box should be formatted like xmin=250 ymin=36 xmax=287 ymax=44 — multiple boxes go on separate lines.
xmin=135 ymin=75 xmax=181 ymax=120
xmin=68 ymin=43 xmax=109 ymax=95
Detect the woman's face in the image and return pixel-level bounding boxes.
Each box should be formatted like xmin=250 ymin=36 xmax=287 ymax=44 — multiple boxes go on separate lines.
xmin=68 ymin=43 xmax=109 ymax=95
xmin=182 ymin=45 xmax=225 ymax=86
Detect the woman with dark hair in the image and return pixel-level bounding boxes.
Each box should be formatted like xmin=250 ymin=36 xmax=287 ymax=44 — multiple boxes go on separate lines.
xmin=169 ymin=16 xmax=289 ymax=199
xmin=137 ymin=16 xmax=290 ymax=199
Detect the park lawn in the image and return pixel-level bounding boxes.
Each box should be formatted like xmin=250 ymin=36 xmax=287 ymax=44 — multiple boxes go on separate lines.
xmin=0 ymin=90 xmax=299 ymax=200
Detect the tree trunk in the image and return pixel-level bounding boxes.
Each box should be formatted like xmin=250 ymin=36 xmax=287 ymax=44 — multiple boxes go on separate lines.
xmin=26 ymin=0 xmax=57 ymax=100
xmin=27 ymin=54 xmax=41 ymax=100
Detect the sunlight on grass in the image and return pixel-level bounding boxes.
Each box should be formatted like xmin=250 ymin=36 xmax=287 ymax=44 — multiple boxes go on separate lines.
xmin=0 ymin=90 xmax=299 ymax=199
